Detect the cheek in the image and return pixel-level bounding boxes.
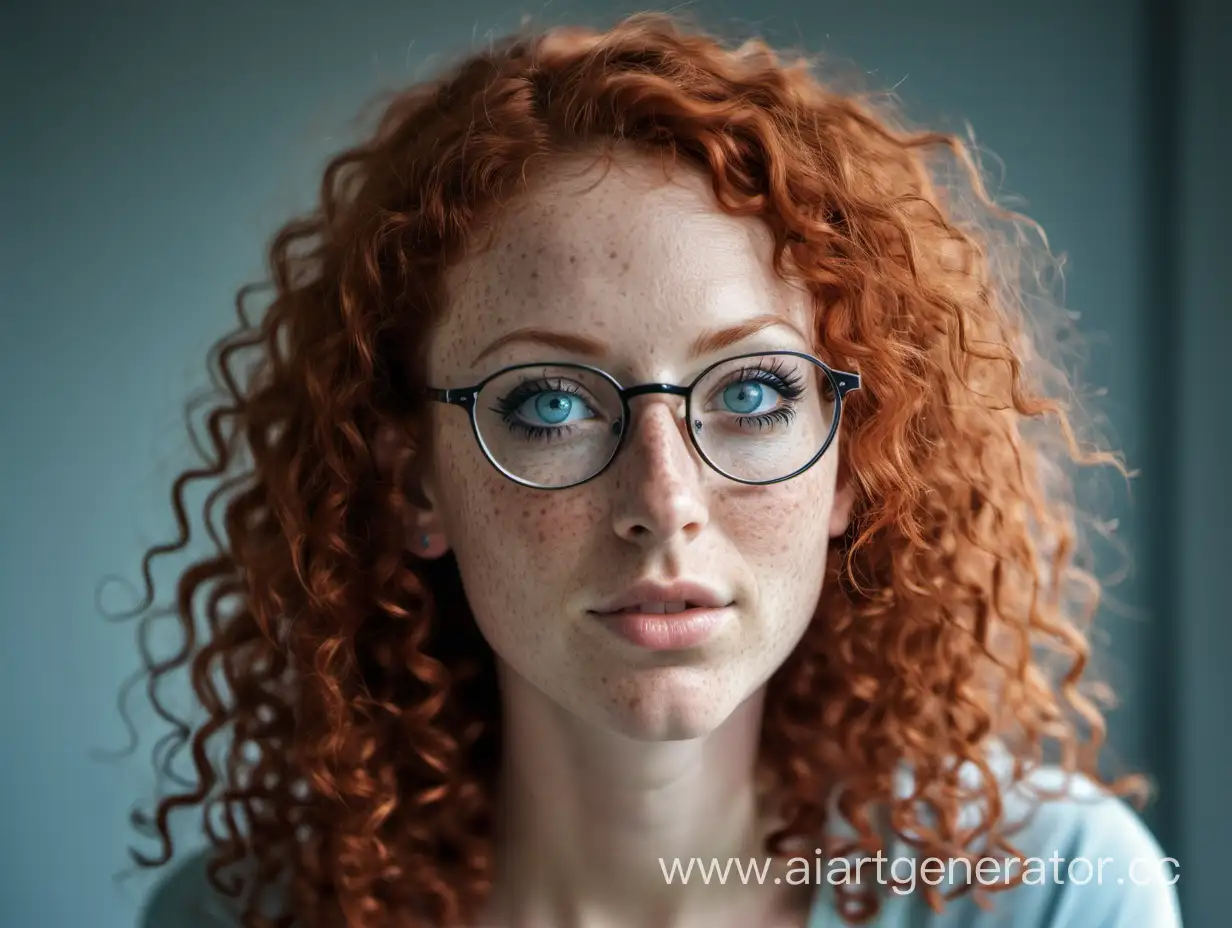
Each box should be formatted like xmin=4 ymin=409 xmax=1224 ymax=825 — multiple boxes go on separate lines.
xmin=716 ymin=475 xmax=833 ymax=561
xmin=456 ymin=483 xmax=604 ymax=569
xmin=435 ymin=424 xmax=605 ymax=591
xmin=714 ymin=470 xmax=837 ymax=634
xmin=517 ymin=496 xmax=605 ymax=556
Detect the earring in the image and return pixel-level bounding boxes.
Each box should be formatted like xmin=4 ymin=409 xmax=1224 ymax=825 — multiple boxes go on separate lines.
xmin=419 ymin=533 xmax=432 ymax=550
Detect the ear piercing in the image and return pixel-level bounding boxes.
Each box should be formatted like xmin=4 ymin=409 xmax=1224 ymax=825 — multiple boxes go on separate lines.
xmin=420 ymin=533 xmax=432 ymax=550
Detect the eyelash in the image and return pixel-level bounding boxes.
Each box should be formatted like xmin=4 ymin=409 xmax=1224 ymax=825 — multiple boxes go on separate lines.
xmin=492 ymin=363 xmax=807 ymax=442
xmin=491 ymin=377 xmax=590 ymax=443
xmin=717 ymin=362 xmax=804 ymax=431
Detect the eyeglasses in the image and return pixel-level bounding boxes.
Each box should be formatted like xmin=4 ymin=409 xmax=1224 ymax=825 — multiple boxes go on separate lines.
xmin=424 ymin=350 xmax=861 ymax=490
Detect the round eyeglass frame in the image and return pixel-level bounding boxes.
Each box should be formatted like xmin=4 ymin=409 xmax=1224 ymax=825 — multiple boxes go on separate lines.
xmin=424 ymin=349 xmax=862 ymax=490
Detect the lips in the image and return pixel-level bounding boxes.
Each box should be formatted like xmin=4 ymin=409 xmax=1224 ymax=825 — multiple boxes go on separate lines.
xmin=613 ymin=601 xmax=700 ymax=614
xmin=588 ymin=580 xmax=735 ymax=650
xmin=589 ymin=580 xmax=732 ymax=616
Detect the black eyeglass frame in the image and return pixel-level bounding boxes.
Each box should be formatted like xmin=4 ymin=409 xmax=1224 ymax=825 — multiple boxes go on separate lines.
xmin=424 ymin=349 xmax=861 ymax=490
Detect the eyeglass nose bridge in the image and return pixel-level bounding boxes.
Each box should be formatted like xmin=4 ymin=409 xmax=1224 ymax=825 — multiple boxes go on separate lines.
xmin=622 ymin=383 xmax=691 ymax=400
xmin=608 ymin=381 xmax=700 ymax=450
xmin=619 ymin=381 xmax=693 ymax=425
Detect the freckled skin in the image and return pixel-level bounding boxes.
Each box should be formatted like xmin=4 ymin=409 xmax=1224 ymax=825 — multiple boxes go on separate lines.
xmin=414 ymin=153 xmax=853 ymax=741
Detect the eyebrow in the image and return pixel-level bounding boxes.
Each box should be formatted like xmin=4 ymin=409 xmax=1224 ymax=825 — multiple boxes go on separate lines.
xmin=470 ymin=313 xmax=811 ymax=367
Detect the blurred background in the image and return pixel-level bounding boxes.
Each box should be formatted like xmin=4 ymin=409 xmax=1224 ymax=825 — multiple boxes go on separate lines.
xmin=1 ymin=0 xmax=1227 ymax=925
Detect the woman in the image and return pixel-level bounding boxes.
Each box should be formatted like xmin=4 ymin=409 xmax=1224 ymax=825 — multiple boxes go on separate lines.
xmin=130 ymin=13 xmax=1181 ymax=928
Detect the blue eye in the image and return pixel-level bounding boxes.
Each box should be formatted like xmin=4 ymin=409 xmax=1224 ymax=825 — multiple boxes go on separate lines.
xmin=722 ymin=381 xmax=769 ymax=414
xmin=492 ymin=378 xmax=599 ymax=441
xmin=527 ymin=392 xmax=576 ymax=425
xmin=502 ymin=384 xmax=593 ymax=431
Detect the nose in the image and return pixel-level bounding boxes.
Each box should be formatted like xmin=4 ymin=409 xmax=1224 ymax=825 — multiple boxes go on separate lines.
xmin=609 ymin=395 xmax=710 ymax=546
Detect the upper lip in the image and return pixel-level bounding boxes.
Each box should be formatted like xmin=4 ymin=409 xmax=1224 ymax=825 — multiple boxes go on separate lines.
xmin=590 ymin=580 xmax=732 ymax=614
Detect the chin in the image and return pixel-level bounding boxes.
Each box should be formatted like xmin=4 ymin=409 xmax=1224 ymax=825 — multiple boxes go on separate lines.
xmin=586 ymin=665 xmax=748 ymax=742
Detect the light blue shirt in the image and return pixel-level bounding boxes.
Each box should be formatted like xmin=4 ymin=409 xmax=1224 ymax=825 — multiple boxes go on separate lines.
xmin=805 ymin=763 xmax=1182 ymax=926
xmin=142 ymin=761 xmax=1182 ymax=927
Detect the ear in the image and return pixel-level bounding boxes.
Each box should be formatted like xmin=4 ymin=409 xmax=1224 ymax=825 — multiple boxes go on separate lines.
xmin=828 ymin=460 xmax=856 ymax=539
xmin=373 ymin=422 xmax=451 ymax=559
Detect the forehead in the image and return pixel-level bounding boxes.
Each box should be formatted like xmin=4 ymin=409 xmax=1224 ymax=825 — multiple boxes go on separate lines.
xmin=430 ymin=153 xmax=813 ymax=381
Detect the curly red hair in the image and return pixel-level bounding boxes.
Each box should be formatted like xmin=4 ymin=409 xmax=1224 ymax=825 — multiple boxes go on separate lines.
xmin=122 ymin=12 xmax=1146 ymax=927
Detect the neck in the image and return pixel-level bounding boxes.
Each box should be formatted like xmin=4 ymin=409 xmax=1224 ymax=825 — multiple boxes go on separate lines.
xmin=480 ymin=665 xmax=812 ymax=928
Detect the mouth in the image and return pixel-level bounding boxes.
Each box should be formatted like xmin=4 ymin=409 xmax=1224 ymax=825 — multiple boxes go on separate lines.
xmin=586 ymin=579 xmax=734 ymax=650
xmin=589 ymin=579 xmax=732 ymax=616
xmin=596 ymin=600 xmax=723 ymax=616
xmin=587 ymin=602 xmax=734 ymax=650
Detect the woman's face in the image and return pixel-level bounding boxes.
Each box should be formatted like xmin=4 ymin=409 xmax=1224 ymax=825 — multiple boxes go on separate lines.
xmin=416 ymin=153 xmax=853 ymax=740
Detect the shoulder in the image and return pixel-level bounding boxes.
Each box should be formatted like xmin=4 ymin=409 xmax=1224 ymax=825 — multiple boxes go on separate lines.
xmin=968 ymin=766 xmax=1183 ymax=927
xmin=809 ymin=753 xmax=1183 ymax=927
xmin=140 ymin=848 xmax=243 ymax=928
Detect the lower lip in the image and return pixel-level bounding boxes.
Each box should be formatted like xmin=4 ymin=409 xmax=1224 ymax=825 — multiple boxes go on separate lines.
xmin=591 ymin=607 xmax=732 ymax=650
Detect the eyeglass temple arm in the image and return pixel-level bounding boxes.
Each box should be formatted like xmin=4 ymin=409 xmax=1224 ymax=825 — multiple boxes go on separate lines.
xmin=425 ymin=386 xmax=478 ymax=408
xmin=831 ymin=368 xmax=861 ymax=396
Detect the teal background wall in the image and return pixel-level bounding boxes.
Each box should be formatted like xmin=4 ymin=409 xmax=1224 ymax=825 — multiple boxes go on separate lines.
xmin=2 ymin=1 xmax=1226 ymax=925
